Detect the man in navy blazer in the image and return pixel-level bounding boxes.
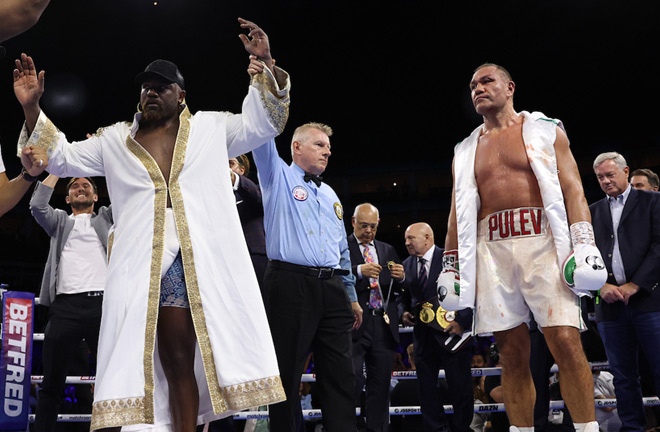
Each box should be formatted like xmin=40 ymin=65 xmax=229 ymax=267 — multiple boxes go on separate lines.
xmin=348 ymin=203 xmax=404 ymax=432
xmin=590 ymin=152 xmax=660 ymax=431
xmin=398 ymin=222 xmax=473 ymax=432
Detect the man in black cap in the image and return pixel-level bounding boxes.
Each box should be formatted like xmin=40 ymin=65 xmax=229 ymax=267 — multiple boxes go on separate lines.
xmin=15 ymin=18 xmax=290 ymax=432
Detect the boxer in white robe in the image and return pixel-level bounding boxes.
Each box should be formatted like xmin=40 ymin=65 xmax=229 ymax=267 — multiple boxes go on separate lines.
xmin=14 ymin=18 xmax=288 ymax=432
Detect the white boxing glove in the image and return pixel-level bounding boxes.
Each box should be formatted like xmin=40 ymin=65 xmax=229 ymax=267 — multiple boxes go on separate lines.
xmin=437 ymin=250 xmax=462 ymax=311
xmin=563 ymin=222 xmax=607 ymax=296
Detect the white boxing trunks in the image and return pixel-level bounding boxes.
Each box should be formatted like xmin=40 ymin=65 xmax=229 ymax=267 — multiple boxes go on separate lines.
xmin=161 ymin=208 xmax=180 ymax=279
xmin=474 ymin=207 xmax=584 ymax=336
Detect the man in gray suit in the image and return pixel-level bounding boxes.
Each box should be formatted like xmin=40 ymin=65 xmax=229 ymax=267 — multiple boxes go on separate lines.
xmin=30 ymin=174 xmax=112 ymax=432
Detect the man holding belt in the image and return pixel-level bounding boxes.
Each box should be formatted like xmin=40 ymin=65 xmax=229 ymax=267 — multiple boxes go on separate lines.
xmin=348 ymin=203 xmax=404 ymax=432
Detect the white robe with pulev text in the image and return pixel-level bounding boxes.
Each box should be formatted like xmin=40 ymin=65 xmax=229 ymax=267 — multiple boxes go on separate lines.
xmin=18 ymin=68 xmax=290 ymax=431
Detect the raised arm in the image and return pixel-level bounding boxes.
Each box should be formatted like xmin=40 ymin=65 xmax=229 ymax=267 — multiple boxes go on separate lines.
xmin=41 ymin=173 xmax=59 ymax=188
xmin=13 ymin=53 xmax=44 ymax=135
xmin=13 ymin=55 xmax=53 ymax=176
xmin=29 ymin=174 xmax=62 ymax=236
xmin=14 ymin=56 xmax=105 ymax=178
xmin=225 ymin=18 xmax=290 ymax=159
xmin=0 ymin=0 xmax=51 ymax=43
xmin=238 ymin=17 xmax=275 ymax=76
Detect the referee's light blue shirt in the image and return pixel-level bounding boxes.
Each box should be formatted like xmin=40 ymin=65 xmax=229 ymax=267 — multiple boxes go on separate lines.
xmin=253 ymin=139 xmax=357 ymax=301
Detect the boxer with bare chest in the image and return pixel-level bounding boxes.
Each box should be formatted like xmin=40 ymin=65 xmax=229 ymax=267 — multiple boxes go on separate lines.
xmin=440 ymin=64 xmax=605 ymax=432
xmin=474 ymin=119 xmax=543 ymax=218
xmin=134 ymin=78 xmax=183 ymax=207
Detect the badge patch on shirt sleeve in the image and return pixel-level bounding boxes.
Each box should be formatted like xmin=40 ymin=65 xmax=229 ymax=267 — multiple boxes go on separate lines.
xmin=292 ymin=186 xmax=308 ymax=201
xmin=333 ymin=202 xmax=343 ymax=220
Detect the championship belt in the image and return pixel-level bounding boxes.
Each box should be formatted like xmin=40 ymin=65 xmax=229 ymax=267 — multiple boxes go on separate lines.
xmin=416 ymin=297 xmax=455 ymax=332
xmin=415 ymin=297 xmax=471 ymax=353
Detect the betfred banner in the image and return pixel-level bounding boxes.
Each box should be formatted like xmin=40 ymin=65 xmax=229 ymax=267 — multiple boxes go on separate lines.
xmin=0 ymin=292 xmax=34 ymax=431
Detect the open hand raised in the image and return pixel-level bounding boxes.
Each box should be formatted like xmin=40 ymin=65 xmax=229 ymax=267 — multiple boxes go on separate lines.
xmin=238 ymin=17 xmax=274 ymax=73
xmin=13 ymin=53 xmax=44 ymax=110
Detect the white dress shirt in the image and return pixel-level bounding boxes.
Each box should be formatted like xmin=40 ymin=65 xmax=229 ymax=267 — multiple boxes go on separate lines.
xmin=608 ymin=184 xmax=632 ymax=285
xmin=57 ymin=213 xmax=107 ymax=294
xmin=418 ymin=246 xmax=434 ymax=277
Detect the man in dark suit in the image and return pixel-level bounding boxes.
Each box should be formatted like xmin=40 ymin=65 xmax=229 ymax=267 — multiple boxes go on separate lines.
xmin=630 ymin=168 xmax=659 ymax=192
xmin=590 ymin=151 xmax=660 ymax=432
xmin=230 ymin=155 xmax=268 ymax=297
xmin=349 ymin=203 xmax=405 ymax=432
xmin=398 ymin=222 xmax=474 ymax=432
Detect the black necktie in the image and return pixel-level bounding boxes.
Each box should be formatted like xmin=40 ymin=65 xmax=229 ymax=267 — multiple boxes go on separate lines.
xmin=303 ymin=172 xmax=323 ymax=187
xmin=418 ymin=257 xmax=427 ymax=288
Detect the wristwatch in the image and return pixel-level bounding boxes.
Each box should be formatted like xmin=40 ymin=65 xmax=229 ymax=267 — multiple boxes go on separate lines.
xmin=21 ymin=168 xmax=38 ymax=183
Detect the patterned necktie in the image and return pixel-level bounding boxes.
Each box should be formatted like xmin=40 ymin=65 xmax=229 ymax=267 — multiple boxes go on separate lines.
xmin=363 ymin=244 xmax=383 ymax=309
xmin=418 ymin=257 xmax=428 ymax=288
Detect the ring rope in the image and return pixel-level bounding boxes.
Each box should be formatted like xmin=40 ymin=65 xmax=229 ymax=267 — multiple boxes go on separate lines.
xmin=24 ymin=397 xmax=660 ymax=423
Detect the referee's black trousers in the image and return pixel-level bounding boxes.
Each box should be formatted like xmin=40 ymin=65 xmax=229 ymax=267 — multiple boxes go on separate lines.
xmin=265 ymin=262 xmax=356 ymax=432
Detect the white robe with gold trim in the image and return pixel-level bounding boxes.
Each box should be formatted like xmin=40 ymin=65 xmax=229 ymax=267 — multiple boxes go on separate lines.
xmin=18 ymin=68 xmax=290 ymax=431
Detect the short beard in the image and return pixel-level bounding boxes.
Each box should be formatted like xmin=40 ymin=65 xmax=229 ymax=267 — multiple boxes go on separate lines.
xmin=141 ymin=108 xmax=165 ymax=124
xmin=70 ymin=199 xmax=94 ymax=211
xmin=140 ymin=103 xmax=182 ymax=126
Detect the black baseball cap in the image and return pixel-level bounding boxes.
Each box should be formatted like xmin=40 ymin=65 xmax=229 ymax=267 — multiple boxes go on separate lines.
xmin=135 ymin=59 xmax=185 ymax=90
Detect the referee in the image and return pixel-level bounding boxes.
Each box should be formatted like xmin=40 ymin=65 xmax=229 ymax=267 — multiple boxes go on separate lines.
xmin=253 ymin=123 xmax=362 ymax=432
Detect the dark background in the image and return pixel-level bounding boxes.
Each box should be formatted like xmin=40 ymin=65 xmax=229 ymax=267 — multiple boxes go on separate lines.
xmin=1 ymin=0 xmax=659 ymax=294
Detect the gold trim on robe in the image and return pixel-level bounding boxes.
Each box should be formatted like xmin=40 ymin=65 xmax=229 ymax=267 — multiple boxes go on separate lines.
xmin=91 ymin=123 xmax=169 ymax=430
xmin=107 ymin=231 xmax=114 ymax=263
xmin=125 ymin=134 xmax=168 ymax=425
xmin=16 ymin=110 xmax=59 ymax=158
xmin=251 ymin=65 xmax=290 ymax=134
xmin=166 ymin=107 xmax=229 ymax=413
xmin=91 ymin=397 xmax=145 ymax=427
